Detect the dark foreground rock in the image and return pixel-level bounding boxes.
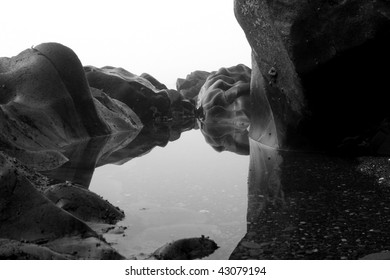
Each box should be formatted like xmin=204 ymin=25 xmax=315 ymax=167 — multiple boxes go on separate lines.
xmin=176 ymin=70 xmax=210 ymax=102
xmin=0 ymin=152 xmax=124 ymax=259
xmin=0 ymin=239 xmax=66 ymax=260
xmin=235 ymin=0 xmax=390 ymax=154
xmin=44 ymin=183 xmax=125 ymax=224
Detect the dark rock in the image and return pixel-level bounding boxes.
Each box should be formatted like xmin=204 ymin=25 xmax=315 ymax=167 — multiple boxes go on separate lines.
xmin=234 ymin=0 xmax=390 ymax=153
xmin=33 ymin=43 xmax=111 ymax=137
xmin=43 ymin=236 xmax=124 ymax=260
xmin=0 ymin=152 xmax=124 ymax=259
xmin=44 ymin=183 xmax=125 ymax=224
xmin=0 ymin=43 xmax=141 ymax=152
xmin=0 ymin=238 xmax=67 ymax=260
xmin=140 ymin=73 xmax=168 ymax=90
xmin=176 ymin=70 xmax=210 ymax=102
xmin=85 ymin=66 xmax=171 ymax=122
xmin=0 ymin=154 xmax=97 ymax=242
xmin=150 ymin=236 xmax=219 ymax=260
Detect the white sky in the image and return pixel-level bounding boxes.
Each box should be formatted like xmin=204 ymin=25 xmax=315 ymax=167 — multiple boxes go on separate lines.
xmin=1 ymin=0 xmax=251 ymax=87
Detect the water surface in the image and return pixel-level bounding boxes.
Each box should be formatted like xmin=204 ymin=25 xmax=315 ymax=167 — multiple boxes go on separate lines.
xmin=88 ymin=129 xmax=249 ymax=259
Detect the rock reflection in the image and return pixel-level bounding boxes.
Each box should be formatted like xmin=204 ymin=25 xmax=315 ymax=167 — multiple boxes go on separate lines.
xmin=199 ymin=122 xmax=249 ymax=155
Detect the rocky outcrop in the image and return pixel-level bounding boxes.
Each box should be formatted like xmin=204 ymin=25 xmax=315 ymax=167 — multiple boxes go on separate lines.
xmin=0 ymin=152 xmax=124 ymax=259
xmin=176 ymin=70 xmax=210 ymax=102
xmin=197 ymin=64 xmax=251 ymax=127
xmin=85 ymin=66 xmax=195 ymax=123
xmin=235 ymin=0 xmax=390 ymax=153
xmin=0 ymin=43 xmax=142 ymax=152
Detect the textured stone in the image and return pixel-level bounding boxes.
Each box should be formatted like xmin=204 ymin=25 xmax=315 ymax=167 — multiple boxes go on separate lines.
xmin=197 ymin=64 xmax=251 ymax=127
xmin=176 ymin=70 xmax=210 ymax=102
xmin=235 ymin=0 xmax=390 ymax=152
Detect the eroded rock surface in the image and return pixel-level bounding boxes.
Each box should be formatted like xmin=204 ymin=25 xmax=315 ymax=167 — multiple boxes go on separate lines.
xmin=235 ymin=0 xmax=390 ymax=153
xmin=197 ymin=64 xmax=251 ymax=127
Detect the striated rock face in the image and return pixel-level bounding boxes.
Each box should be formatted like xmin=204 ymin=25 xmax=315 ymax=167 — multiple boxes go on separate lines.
xmin=235 ymin=0 xmax=390 ymax=153
xmin=0 ymin=43 xmax=142 ymax=152
xmin=197 ymin=64 xmax=251 ymax=127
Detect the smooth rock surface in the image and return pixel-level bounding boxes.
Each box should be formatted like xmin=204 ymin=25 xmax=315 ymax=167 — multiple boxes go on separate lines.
xmin=0 ymin=43 xmax=141 ymax=153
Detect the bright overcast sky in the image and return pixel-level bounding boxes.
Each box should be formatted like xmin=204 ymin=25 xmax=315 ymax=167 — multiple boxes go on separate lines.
xmin=1 ymin=0 xmax=251 ymax=87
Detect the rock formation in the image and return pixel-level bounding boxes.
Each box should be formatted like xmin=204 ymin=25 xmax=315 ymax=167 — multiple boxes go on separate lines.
xmin=85 ymin=66 xmax=196 ymax=123
xmin=0 ymin=152 xmax=124 ymax=259
xmin=234 ymin=0 xmax=390 ymax=153
xmin=0 ymin=43 xmax=142 ymax=153
xmin=176 ymin=70 xmax=210 ymax=102
xmin=197 ymin=64 xmax=251 ymax=127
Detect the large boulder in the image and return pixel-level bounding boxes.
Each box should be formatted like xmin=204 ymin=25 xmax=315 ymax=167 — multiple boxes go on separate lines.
xmin=0 ymin=152 xmax=124 ymax=259
xmin=197 ymin=64 xmax=251 ymax=127
xmin=85 ymin=66 xmax=172 ymax=122
xmin=0 ymin=43 xmax=141 ymax=152
xmin=235 ymin=0 xmax=390 ymax=153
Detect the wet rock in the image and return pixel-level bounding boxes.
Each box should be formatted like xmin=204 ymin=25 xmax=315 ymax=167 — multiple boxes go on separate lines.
xmin=0 ymin=151 xmax=51 ymax=193
xmin=0 ymin=157 xmax=96 ymax=242
xmin=0 ymin=43 xmax=140 ymax=153
xmin=2 ymin=149 xmax=68 ymax=172
xmin=197 ymin=64 xmax=251 ymax=127
xmin=176 ymin=70 xmax=210 ymax=102
xmin=0 ymin=239 xmax=66 ymax=260
xmin=44 ymin=236 xmax=124 ymax=260
xmin=235 ymin=0 xmax=390 ymax=152
xmin=140 ymin=73 xmax=168 ymax=90
xmin=0 ymin=153 xmax=123 ymax=259
xmin=91 ymin=87 xmax=143 ymax=133
xmin=150 ymin=236 xmax=219 ymax=260
xmin=85 ymin=66 xmax=171 ymax=122
xmin=43 ymin=183 xmax=125 ymax=224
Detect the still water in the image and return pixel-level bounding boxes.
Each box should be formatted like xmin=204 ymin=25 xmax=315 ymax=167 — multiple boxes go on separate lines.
xmin=86 ymin=128 xmax=248 ymax=259
xmin=39 ymin=121 xmax=390 ymax=260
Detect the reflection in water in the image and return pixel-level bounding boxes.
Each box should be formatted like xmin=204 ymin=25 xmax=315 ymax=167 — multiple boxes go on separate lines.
xmin=200 ymin=122 xmax=249 ymax=155
xmin=246 ymin=139 xmax=284 ymax=222
xmin=39 ymin=118 xmax=249 ymax=259
xmin=3 ymin=62 xmax=390 ymax=260
xmin=90 ymin=129 xmax=248 ymax=259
